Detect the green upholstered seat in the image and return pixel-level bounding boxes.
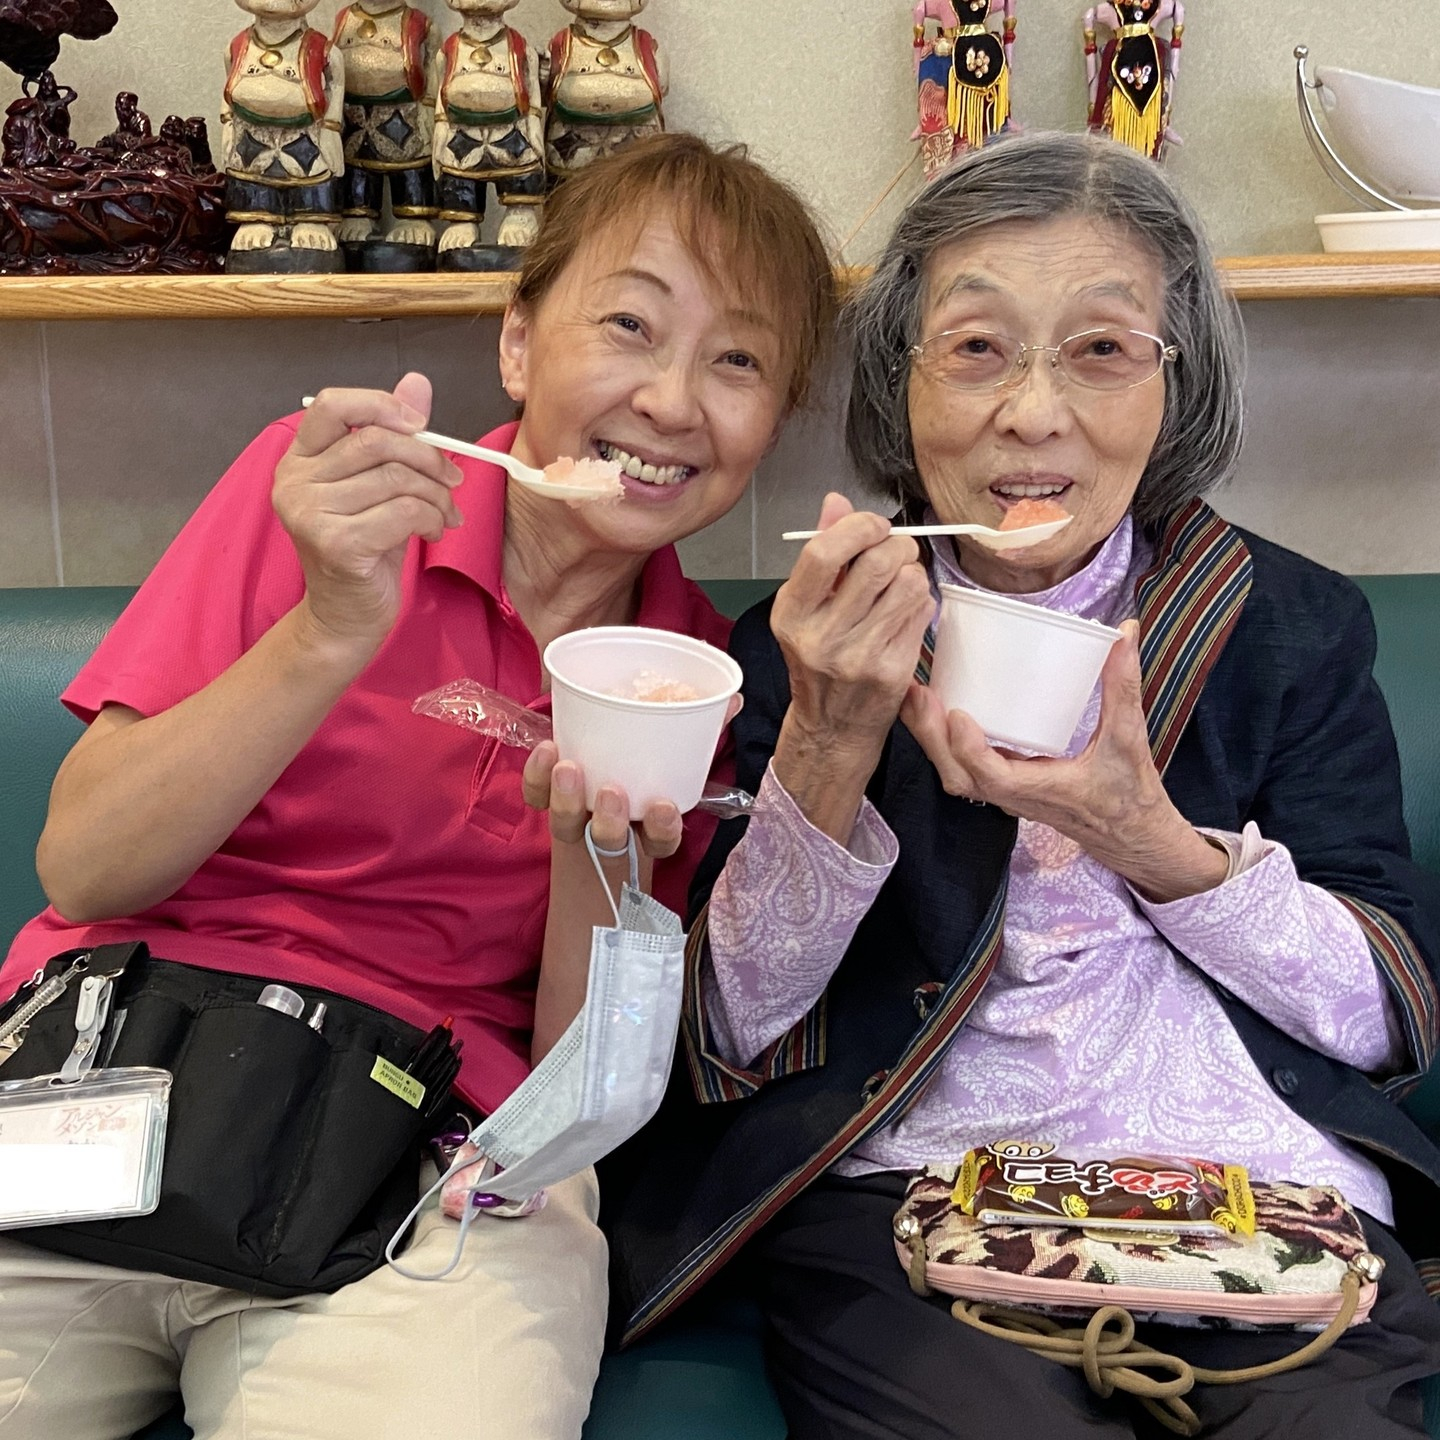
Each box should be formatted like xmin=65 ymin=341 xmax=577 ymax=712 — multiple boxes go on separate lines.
xmin=0 ymin=578 xmax=1436 ymax=1438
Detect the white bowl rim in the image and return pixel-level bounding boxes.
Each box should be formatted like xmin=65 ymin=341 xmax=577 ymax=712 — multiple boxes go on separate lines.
xmin=938 ymin=583 xmax=1124 ymax=642
xmin=1314 ymin=64 xmax=1440 ymax=102
xmin=1313 ymin=208 xmax=1440 ymax=224
xmin=544 ymin=625 xmax=743 ymax=711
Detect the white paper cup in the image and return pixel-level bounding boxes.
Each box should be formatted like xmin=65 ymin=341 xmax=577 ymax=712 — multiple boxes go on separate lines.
xmin=929 ymin=585 xmax=1122 ymax=756
xmin=544 ymin=626 xmax=743 ymax=818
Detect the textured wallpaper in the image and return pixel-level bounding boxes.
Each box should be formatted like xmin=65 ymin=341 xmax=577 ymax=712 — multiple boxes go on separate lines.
xmin=10 ymin=0 xmax=1438 ymax=263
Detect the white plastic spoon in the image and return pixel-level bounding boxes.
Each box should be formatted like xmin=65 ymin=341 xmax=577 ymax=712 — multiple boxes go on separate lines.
xmin=299 ymin=397 xmax=622 ymax=501
xmin=781 ymin=516 xmax=1073 ymax=552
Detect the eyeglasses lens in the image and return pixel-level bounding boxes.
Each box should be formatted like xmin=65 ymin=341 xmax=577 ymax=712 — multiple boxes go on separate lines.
xmin=916 ymin=329 xmax=1166 ymax=392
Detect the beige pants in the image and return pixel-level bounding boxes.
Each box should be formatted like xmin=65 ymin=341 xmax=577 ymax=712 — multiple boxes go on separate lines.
xmin=0 ymin=1167 xmax=607 ymax=1440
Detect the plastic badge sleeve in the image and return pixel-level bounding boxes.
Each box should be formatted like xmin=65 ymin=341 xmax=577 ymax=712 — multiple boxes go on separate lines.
xmin=0 ymin=1067 xmax=170 ymax=1228
xmin=412 ymin=678 xmax=759 ymax=819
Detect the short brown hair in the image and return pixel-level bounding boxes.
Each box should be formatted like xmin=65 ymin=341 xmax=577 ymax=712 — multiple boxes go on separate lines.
xmin=514 ymin=133 xmax=835 ymax=409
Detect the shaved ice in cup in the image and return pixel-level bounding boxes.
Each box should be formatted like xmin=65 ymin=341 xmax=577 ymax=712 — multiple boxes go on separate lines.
xmin=929 ymin=584 xmax=1122 ymax=756
xmin=544 ymin=626 xmax=743 ymax=818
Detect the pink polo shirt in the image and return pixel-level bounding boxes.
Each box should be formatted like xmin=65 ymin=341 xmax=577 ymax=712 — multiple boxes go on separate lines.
xmin=3 ymin=419 xmax=732 ymax=1114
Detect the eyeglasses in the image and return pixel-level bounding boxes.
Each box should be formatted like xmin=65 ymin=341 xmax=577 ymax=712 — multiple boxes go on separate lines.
xmin=909 ymin=327 xmax=1179 ymax=393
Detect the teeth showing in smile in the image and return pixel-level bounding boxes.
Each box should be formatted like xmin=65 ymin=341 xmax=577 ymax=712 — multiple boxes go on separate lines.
xmin=598 ymin=440 xmax=693 ymax=486
xmin=994 ymin=482 xmax=1068 ymax=498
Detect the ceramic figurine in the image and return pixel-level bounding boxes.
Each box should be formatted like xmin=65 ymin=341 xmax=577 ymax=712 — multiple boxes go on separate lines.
xmin=542 ymin=0 xmax=665 ymax=183
xmin=431 ymin=0 xmax=545 ymax=271
xmin=1084 ymin=0 xmax=1183 ymax=160
xmin=332 ymin=1 xmax=438 ymax=270
xmin=913 ymin=0 xmax=1015 ymax=179
xmin=221 ymin=0 xmax=346 ymax=272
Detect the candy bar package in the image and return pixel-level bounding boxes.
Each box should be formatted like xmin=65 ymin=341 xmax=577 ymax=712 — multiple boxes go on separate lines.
xmin=953 ymin=1141 xmax=1256 ymax=1237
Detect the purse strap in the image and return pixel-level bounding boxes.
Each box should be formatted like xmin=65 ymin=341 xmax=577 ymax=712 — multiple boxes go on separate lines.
xmin=905 ymin=1233 xmax=1382 ymax=1438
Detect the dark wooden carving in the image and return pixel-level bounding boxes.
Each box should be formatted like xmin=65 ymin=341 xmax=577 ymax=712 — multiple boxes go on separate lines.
xmin=0 ymin=1 xmax=229 ymax=274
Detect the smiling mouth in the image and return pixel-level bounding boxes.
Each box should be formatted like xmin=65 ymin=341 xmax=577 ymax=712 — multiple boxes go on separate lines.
xmin=991 ymin=479 xmax=1072 ymax=503
xmin=596 ymin=440 xmax=697 ymax=487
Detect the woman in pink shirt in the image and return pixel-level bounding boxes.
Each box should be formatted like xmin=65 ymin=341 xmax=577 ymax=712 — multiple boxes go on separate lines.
xmin=0 ymin=135 xmax=834 ymax=1440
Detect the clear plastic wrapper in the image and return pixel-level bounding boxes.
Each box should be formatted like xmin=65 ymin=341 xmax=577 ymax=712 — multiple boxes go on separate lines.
xmin=413 ymin=678 xmax=761 ymax=819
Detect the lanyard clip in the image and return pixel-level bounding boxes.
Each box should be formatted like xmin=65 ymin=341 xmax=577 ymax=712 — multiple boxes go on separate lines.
xmin=58 ymin=975 xmax=115 ymax=1084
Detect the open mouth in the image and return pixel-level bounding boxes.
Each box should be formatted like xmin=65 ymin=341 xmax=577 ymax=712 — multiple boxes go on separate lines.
xmin=990 ymin=479 xmax=1072 ymax=510
xmin=596 ymin=440 xmax=697 ymax=488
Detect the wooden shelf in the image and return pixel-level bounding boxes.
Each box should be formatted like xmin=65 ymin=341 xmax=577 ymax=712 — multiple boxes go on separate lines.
xmin=1 ymin=254 xmax=1438 ymax=321
xmin=1218 ymin=253 xmax=1440 ymax=301
xmin=0 ymin=271 xmax=518 ymax=321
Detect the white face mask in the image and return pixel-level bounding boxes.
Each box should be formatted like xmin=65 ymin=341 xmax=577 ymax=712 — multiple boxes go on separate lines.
xmin=388 ymin=828 xmax=685 ymax=1280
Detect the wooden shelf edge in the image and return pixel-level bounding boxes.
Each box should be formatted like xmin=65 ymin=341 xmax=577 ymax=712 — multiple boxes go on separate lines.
xmin=1 ymin=254 xmax=1438 ymax=320
xmin=0 ymin=271 xmax=518 ymax=321
xmin=1218 ymin=253 xmax=1440 ymax=300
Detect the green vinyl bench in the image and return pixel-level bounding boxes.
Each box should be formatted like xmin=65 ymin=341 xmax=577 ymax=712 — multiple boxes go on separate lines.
xmin=1 ymin=578 xmax=1436 ymax=1440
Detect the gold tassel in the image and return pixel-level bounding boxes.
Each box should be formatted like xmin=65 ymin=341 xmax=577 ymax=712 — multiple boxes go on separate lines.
xmin=1106 ymin=80 xmax=1162 ymax=157
xmin=955 ymin=65 xmax=1009 ymax=150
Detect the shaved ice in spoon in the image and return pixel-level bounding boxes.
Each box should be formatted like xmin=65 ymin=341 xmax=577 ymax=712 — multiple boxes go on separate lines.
xmin=997 ymin=496 xmax=1070 ymax=532
xmin=541 ymin=455 xmax=625 ymax=504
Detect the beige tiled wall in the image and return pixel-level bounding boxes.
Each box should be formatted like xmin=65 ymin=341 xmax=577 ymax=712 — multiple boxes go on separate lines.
xmin=3 ymin=0 xmax=1438 ymax=586
xmin=20 ymin=0 xmax=1440 ymax=261
xmin=3 ymin=298 xmax=1439 ymax=587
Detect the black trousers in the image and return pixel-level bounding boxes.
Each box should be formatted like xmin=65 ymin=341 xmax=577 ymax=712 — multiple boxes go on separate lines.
xmin=755 ymin=1172 xmax=1440 ymax=1440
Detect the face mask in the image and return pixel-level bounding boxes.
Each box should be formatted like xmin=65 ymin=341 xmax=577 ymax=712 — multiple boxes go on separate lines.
xmin=388 ymin=827 xmax=686 ymax=1280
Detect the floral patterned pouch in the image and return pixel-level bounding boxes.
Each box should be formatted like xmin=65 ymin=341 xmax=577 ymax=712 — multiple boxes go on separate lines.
xmin=893 ymin=1156 xmax=1388 ymax=1436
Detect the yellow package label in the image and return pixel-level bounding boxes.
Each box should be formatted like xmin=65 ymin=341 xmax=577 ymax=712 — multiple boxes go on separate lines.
xmin=371 ymin=1056 xmax=425 ymax=1110
xmin=1216 ymin=1164 xmax=1256 ymax=1236
xmin=951 ymin=1149 xmax=982 ymax=1213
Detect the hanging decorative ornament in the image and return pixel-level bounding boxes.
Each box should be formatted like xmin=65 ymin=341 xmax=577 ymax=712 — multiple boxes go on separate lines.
xmin=1083 ymin=0 xmax=1185 ymax=161
xmin=910 ymin=0 xmax=1016 ymax=181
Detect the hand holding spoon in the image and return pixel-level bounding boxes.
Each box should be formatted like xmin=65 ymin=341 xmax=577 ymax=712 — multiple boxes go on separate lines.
xmin=300 ymin=397 xmax=623 ymax=501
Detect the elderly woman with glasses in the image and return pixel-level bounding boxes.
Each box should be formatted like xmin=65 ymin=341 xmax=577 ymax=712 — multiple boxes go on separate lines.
xmin=601 ymin=133 xmax=1440 ymax=1438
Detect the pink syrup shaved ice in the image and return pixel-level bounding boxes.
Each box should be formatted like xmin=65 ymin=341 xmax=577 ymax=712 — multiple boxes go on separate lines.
xmin=614 ymin=669 xmax=704 ymax=703
xmin=542 ymin=455 xmax=625 ymax=503
xmin=997 ymin=496 xmax=1070 ymax=531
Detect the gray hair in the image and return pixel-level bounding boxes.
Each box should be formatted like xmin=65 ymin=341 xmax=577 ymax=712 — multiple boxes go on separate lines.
xmin=845 ymin=132 xmax=1245 ymax=530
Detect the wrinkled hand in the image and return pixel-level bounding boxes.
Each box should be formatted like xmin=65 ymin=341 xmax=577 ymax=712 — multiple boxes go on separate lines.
xmin=274 ymin=374 xmax=464 ymax=650
xmin=773 ymin=492 xmax=933 ymax=763
xmin=768 ymin=492 xmax=933 ymax=840
xmin=522 ymin=742 xmax=683 ymax=860
xmin=900 ymin=620 xmax=1228 ymax=901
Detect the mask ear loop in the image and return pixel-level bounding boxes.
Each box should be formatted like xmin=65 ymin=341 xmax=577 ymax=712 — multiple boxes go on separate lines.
xmin=584 ymin=821 xmax=639 ymax=927
xmin=386 ymin=1145 xmax=498 ymax=1281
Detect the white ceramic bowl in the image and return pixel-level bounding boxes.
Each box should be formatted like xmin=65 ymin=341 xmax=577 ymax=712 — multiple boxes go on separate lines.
xmin=1315 ymin=208 xmax=1440 ymax=253
xmin=1315 ymin=65 xmax=1440 ymax=204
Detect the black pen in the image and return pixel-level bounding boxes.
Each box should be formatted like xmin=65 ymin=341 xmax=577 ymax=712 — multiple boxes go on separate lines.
xmin=405 ymin=1017 xmax=454 ymax=1077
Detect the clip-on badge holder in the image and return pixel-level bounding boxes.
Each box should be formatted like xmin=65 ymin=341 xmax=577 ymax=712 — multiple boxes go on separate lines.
xmin=0 ymin=947 xmax=169 ymax=1229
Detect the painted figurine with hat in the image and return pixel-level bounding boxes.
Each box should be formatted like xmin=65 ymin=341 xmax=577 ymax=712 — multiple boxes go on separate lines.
xmin=541 ymin=0 xmax=665 ymax=183
xmin=331 ymin=0 xmax=439 ymax=266
xmin=431 ymin=0 xmax=545 ymax=269
xmin=221 ymin=0 xmax=345 ymax=271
